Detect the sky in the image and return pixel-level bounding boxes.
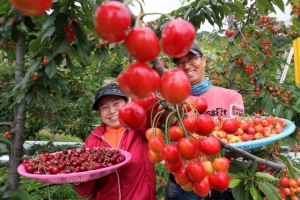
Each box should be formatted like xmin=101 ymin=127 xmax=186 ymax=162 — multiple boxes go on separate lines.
xmin=129 ymin=0 xmax=292 ymax=32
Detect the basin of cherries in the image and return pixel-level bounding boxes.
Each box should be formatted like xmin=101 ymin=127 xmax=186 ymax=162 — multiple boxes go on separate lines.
xmin=21 ymin=147 xmax=126 ymax=175
xmin=213 ymin=113 xmax=288 ymax=144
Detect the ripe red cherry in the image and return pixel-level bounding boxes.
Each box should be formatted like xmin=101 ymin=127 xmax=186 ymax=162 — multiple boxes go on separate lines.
xmin=194 ymin=114 xmax=216 ymax=136
xmin=161 ymin=19 xmax=196 ymax=57
xmin=125 ymin=27 xmax=160 ymax=62
xmin=177 ymin=138 xmax=199 ymax=160
xmin=187 ymin=96 xmax=208 ymax=113
xmin=222 ymin=119 xmax=239 ymax=134
xmin=198 ymin=136 xmax=221 ymax=156
xmin=132 ymin=93 xmax=158 ymax=111
xmin=168 ymin=126 xmax=185 ymax=142
xmin=258 ymin=164 xmax=266 ymax=171
xmin=118 ymin=102 xmax=146 ymax=131
xmin=160 ymin=68 xmax=191 ymax=105
xmin=182 ymin=116 xmax=196 ymax=133
xmin=118 ymin=62 xmax=160 ymax=99
xmin=95 ymin=2 xmax=131 ymax=43
xmin=192 ymin=177 xmax=210 ymax=197
xmin=186 ymin=162 xmax=206 ymax=182
xmin=162 ymin=144 xmax=180 ymax=164
xmin=208 ymin=171 xmax=230 ymax=192
xmin=9 ymin=0 xmax=52 ymax=16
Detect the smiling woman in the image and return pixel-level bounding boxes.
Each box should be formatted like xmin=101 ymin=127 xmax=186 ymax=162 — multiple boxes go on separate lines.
xmin=73 ymin=82 xmax=157 ymax=200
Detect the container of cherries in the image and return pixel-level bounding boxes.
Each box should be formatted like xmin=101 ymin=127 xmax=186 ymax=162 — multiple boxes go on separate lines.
xmin=18 ymin=147 xmax=132 ymax=184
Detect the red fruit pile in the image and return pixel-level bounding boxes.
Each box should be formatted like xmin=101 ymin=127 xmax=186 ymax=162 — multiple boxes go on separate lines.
xmin=213 ymin=114 xmax=287 ymax=144
xmin=21 ymin=148 xmax=125 ymax=175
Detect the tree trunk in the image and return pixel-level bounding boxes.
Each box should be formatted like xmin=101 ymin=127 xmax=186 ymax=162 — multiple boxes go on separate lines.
xmin=3 ymin=31 xmax=26 ymax=198
xmin=227 ymin=0 xmax=235 ymax=90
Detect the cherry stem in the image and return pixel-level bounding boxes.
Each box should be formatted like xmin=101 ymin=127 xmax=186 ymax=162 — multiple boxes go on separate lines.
xmin=153 ymin=110 xmax=165 ymax=129
xmin=175 ymin=104 xmax=188 ymax=137
xmin=150 ymin=101 xmax=160 ymax=127
xmin=165 ymin=111 xmax=175 ymax=144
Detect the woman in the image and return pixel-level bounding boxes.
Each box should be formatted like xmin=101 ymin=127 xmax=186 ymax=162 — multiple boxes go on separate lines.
xmin=73 ymin=82 xmax=156 ymax=200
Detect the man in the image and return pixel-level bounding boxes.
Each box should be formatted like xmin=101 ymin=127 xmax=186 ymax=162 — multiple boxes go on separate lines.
xmin=165 ymin=43 xmax=244 ymax=200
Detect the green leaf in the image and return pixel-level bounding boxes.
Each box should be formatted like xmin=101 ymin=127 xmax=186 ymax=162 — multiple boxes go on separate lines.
xmin=256 ymin=0 xmax=276 ymax=13
xmin=77 ymin=37 xmax=90 ymax=60
xmin=229 ymin=179 xmax=241 ymax=188
xmin=42 ymin=12 xmax=56 ymax=29
xmin=255 ymin=172 xmax=278 ymax=182
xmin=256 ymin=0 xmax=265 ymax=14
xmin=65 ymin=53 xmax=75 ymax=72
xmin=29 ymin=37 xmax=46 ymax=51
xmin=224 ymin=2 xmax=244 ymax=20
xmin=15 ymin=189 xmax=32 ymax=200
xmin=250 ymin=186 xmax=262 ymax=200
xmin=184 ymin=7 xmax=192 ymax=20
xmin=280 ymin=156 xmax=296 ymax=179
xmin=274 ymin=104 xmax=284 ymax=116
xmin=54 ymin=13 xmax=68 ymax=31
xmin=45 ymin=60 xmax=57 ymax=78
xmin=52 ymin=33 xmax=68 ymax=55
xmin=291 ymin=0 xmax=299 ymax=7
xmin=244 ymin=55 xmax=252 ymax=66
xmin=249 ymin=162 xmax=258 ymax=176
xmin=283 ymin=109 xmax=294 ymax=120
xmin=271 ymin=0 xmax=285 ymax=13
xmin=0 ymin=138 xmax=12 ymax=146
xmin=101 ymin=46 xmax=109 ymax=60
xmin=257 ymin=181 xmax=281 ymax=200
xmin=231 ymin=160 xmax=248 ymax=170
xmin=262 ymin=97 xmax=274 ymax=115
xmin=0 ymin=143 xmax=8 ymax=155
xmin=232 ymin=181 xmax=247 ymax=200
xmin=229 ymin=66 xmax=238 ymax=80
xmin=42 ymin=27 xmax=55 ymax=42
xmin=254 ymin=98 xmax=263 ymax=110
xmin=196 ymin=0 xmax=206 ymax=9
xmin=293 ymin=105 xmax=300 ymax=113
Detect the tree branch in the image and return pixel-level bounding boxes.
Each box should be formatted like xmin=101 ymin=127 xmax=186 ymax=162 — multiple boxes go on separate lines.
xmin=199 ymin=29 xmax=225 ymax=44
xmin=219 ymin=139 xmax=286 ymax=170
xmin=0 ymin=122 xmax=13 ymax=127
xmin=234 ymin=2 xmax=256 ymax=39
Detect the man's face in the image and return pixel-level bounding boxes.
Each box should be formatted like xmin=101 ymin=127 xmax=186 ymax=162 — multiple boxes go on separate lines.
xmin=98 ymin=95 xmax=126 ymax=128
xmin=175 ymin=53 xmax=206 ymax=85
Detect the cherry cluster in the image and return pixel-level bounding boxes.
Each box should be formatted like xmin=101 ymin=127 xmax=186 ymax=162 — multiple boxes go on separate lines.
xmin=63 ymin=21 xmax=76 ymax=44
xmin=276 ymin=177 xmax=300 ymax=200
xmin=145 ymin=97 xmax=231 ymax=197
xmin=22 ymin=148 xmax=126 ymax=175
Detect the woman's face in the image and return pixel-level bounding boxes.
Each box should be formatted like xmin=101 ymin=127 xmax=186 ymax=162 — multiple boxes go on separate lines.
xmin=175 ymin=53 xmax=206 ymax=85
xmin=98 ymin=95 xmax=126 ymax=128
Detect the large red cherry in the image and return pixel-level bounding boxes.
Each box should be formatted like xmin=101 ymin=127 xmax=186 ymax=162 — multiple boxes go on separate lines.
xmin=162 ymin=19 xmax=196 ymax=57
xmin=118 ymin=62 xmax=160 ymax=99
xmin=9 ymin=0 xmax=52 ymax=16
xmin=125 ymin=27 xmax=160 ymax=62
xmin=95 ymin=2 xmax=131 ymax=43
xmin=160 ymin=68 xmax=191 ymax=105
xmin=194 ymin=114 xmax=216 ymax=136
xmin=118 ymin=102 xmax=146 ymax=131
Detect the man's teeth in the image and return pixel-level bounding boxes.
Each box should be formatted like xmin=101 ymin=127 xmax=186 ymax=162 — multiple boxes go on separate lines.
xmin=187 ymin=71 xmax=194 ymax=76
